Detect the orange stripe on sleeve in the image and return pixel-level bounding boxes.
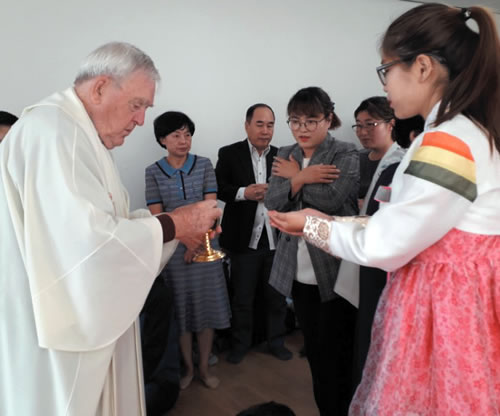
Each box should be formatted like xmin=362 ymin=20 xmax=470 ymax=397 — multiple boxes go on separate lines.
xmin=421 ymin=132 xmax=474 ymax=161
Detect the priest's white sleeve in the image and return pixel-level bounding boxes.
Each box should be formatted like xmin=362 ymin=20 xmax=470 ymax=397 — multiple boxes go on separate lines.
xmin=129 ymin=209 xmax=179 ymax=273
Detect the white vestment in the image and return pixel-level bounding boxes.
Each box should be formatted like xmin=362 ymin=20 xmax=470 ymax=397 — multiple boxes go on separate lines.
xmin=0 ymin=88 xmax=177 ymax=416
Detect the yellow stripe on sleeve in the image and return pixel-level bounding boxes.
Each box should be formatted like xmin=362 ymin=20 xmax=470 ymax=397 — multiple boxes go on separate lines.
xmin=412 ymin=145 xmax=476 ymax=184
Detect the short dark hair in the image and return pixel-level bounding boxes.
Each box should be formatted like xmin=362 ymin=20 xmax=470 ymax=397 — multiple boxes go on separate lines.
xmin=355 ymin=96 xmax=395 ymax=140
xmin=354 ymin=96 xmax=394 ymax=121
xmin=246 ymin=103 xmax=275 ymax=124
xmin=0 ymin=111 xmax=18 ymax=127
xmin=287 ymin=87 xmax=341 ymax=130
xmin=153 ymin=111 xmax=195 ymax=149
xmin=394 ymin=115 xmax=425 ymax=148
xmin=236 ymin=401 xmax=295 ymax=416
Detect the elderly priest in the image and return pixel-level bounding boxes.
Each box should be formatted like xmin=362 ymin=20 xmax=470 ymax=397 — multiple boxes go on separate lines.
xmin=0 ymin=42 xmax=221 ymax=416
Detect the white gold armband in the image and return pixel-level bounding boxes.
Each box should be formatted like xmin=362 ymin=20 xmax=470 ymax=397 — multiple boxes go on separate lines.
xmin=303 ymin=215 xmax=369 ymax=257
xmin=303 ymin=216 xmax=336 ymax=256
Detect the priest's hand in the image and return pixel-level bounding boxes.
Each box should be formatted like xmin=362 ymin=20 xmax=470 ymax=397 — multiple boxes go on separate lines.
xmin=168 ymin=200 xmax=223 ymax=250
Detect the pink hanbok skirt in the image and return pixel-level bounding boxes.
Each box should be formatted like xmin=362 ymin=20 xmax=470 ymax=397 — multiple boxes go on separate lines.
xmin=350 ymin=228 xmax=500 ymax=416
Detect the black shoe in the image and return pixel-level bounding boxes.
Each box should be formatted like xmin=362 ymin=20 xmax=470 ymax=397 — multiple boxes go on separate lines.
xmin=269 ymin=345 xmax=293 ymax=361
xmin=226 ymin=349 xmax=246 ymax=364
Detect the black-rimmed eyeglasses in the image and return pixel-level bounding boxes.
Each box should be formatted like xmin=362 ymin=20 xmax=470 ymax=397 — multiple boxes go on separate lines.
xmin=376 ymin=52 xmax=448 ymax=86
xmin=287 ymin=117 xmax=326 ymax=132
xmin=376 ymin=60 xmax=405 ymax=86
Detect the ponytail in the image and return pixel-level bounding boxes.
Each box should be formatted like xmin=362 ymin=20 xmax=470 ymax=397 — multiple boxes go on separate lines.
xmin=382 ymin=3 xmax=500 ymax=154
xmin=439 ymin=7 xmax=500 ymax=153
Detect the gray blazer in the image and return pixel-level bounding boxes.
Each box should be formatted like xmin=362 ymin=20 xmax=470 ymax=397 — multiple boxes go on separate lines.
xmin=265 ymin=134 xmax=359 ymax=302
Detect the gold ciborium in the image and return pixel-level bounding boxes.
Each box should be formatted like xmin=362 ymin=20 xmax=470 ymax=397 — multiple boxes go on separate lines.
xmin=192 ymin=231 xmax=225 ymax=263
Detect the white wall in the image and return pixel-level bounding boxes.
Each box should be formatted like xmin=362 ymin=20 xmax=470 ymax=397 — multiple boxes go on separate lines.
xmin=1 ymin=0 xmax=498 ymax=209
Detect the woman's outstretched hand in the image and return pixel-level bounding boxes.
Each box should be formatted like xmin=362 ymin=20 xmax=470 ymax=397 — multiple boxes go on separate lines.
xmin=268 ymin=208 xmax=331 ymax=236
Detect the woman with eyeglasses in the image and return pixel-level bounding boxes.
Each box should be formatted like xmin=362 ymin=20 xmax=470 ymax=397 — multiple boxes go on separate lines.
xmin=353 ymin=96 xmax=405 ymax=209
xmin=268 ymin=4 xmax=500 ymax=415
xmin=265 ymin=86 xmax=359 ymax=416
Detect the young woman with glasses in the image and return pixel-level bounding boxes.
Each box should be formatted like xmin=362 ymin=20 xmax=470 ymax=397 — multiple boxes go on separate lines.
xmin=265 ymin=86 xmax=359 ymax=415
xmin=352 ymin=96 xmax=402 ymax=208
xmin=268 ymin=4 xmax=500 ymax=415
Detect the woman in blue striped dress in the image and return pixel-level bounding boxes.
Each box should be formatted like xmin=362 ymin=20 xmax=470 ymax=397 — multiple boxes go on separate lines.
xmin=145 ymin=111 xmax=230 ymax=390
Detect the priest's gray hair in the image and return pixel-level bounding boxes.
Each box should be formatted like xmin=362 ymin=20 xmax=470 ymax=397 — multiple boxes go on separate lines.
xmin=74 ymin=42 xmax=160 ymax=85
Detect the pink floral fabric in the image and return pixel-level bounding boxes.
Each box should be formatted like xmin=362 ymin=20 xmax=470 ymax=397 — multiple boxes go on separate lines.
xmin=350 ymin=228 xmax=500 ymax=416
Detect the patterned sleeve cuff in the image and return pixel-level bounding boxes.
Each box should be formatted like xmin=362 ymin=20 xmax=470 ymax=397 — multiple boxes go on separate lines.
xmin=303 ymin=216 xmax=336 ymax=256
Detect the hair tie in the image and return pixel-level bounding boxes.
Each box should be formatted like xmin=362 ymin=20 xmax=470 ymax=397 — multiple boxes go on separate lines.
xmin=461 ymin=8 xmax=471 ymax=21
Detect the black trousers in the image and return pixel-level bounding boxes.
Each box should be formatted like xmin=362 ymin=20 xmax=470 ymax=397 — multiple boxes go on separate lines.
xmin=140 ymin=277 xmax=180 ymax=416
xmin=353 ymin=266 xmax=387 ymax=388
xmin=292 ymin=281 xmax=357 ymax=416
xmin=229 ymin=246 xmax=287 ymax=351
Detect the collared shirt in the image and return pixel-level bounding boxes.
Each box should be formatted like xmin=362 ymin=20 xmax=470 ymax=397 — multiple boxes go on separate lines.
xmin=234 ymin=139 xmax=276 ymax=250
xmin=145 ymin=154 xmax=218 ymax=211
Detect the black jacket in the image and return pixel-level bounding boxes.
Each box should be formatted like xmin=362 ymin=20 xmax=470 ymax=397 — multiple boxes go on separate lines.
xmin=215 ymin=139 xmax=277 ymax=253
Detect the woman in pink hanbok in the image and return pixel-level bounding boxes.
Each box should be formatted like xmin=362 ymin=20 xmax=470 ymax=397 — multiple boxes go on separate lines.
xmin=268 ymin=4 xmax=500 ymax=415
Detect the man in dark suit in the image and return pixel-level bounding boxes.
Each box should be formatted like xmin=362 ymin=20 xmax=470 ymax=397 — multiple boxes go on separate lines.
xmin=215 ymin=103 xmax=292 ymax=364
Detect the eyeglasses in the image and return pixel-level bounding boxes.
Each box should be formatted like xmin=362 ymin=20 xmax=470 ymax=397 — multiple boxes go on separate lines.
xmin=376 ymin=59 xmax=405 ymax=86
xmin=287 ymin=117 xmax=326 ymax=132
xmin=376 ymin=52 xmax=448 ymax=86
xmin=351 ymin=121 xmax=388 ymax=131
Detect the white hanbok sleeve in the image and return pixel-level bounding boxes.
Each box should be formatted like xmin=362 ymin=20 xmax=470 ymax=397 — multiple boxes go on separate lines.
xmin=305 ymin=131 xmax=477 ymax=272
xmin=9 ymin=109 xmax=174 ymax=352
